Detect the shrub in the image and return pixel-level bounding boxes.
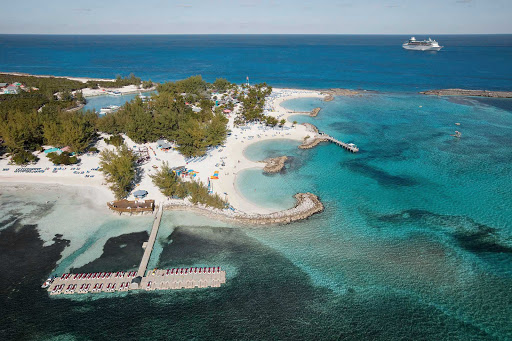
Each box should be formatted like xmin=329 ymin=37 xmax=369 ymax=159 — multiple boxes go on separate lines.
xmin=105 ymin=134 xmax=124 ymax=147
xmin=47 ymin=152 xmax=79 ymax=165
xmin=12 ymin=150 xmax=38 ymax=165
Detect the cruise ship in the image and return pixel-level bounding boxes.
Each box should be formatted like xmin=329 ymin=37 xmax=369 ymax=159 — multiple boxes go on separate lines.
xmin=402 ymin=37 xmax=443 ymax=51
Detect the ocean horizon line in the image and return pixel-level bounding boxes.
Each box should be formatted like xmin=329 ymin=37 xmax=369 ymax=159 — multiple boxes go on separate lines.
xmin=1 ymin=33 xmax=512 ymax=36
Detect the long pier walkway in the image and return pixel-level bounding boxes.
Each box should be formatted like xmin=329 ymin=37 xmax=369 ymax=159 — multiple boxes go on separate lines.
xmin=46 ymin=202 xmax=227 ymax=295
xmin=137 ymin=203 xmax=163 ymax=277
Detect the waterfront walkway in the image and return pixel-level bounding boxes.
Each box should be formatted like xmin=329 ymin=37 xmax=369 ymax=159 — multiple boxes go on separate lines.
xmin=137 ymin=204 xmax=163 ymax=277
xmin=47 ymin=202 xmax=227 ymax=295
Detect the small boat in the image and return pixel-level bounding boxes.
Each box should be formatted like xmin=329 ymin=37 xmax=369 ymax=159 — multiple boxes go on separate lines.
xmin=41 ymin=275 xmax=56 ymax=289
xmin=107 ymin=91 xmax=122 ymax=96
xmin=138 ymin=92 xmax=149 ymax=102
xmin=100 ymin=105 xmax=120 ymax=114
xmin=455 ymin=123 xmax=461 ymax=126
xmin=451 ymin=131 xmax=462 ymax=138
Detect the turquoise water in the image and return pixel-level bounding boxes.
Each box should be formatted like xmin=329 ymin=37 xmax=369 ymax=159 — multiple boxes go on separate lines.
xmin=82 ymin=92 xmax=153 ymax=113
xmin=236 ymin=94 xmax=512 ymax=338
xmin=1 ymin=34 xmax=512 ymax=340
xmin=0 ymin=94 xmax=511 ymax=339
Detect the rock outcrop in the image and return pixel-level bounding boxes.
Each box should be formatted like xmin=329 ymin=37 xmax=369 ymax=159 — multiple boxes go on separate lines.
xmin=298 ymin=137 xmax=329 ymax=149
xmin=310 ymin=107 xmax=322 ymax=117
xmin=262 ymin=156 xmax=288 ymax=173
xmin=420 ymin=89 xmax=512 ymax=98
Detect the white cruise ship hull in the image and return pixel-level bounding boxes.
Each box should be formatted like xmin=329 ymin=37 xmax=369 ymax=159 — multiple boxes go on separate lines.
xmin=402 ymin=44 xmax=442 ymax=51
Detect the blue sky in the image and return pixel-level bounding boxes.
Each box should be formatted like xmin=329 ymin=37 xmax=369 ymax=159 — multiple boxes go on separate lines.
xmin=1 ymin=0 xmax=511 ymax=34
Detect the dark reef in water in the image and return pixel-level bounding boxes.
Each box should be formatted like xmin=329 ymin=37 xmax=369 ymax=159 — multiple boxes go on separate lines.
xmin=343 ymin=160 xmax=420 ymax=187
xmin=71 ymin=231 xmax=149 ymax=273
xmin=377 ymin=209 xmax=512 ymax=255
xmin=0 ymin=218 xmax=502 ymax=340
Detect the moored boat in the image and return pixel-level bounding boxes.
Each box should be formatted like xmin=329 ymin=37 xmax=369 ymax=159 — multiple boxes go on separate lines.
xmin=41 ymin=275 xmax=56 ymax=288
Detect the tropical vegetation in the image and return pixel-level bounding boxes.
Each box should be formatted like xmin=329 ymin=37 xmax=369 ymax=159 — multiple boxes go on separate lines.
xmin=151 ymin=162 xmax=227 ymax=209
xmin=99 ymin=145 xmax=138 ymax=199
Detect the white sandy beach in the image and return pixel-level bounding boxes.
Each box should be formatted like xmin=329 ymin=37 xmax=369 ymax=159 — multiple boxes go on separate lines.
xmin=0 ymin=88 xmax=324 ymax=215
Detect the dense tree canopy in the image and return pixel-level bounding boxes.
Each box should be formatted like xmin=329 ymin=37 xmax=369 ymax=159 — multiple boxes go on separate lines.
xmin=212 ymin=78 xmax=233 ymax=92
xmin=99 ymin=145 xmax=137 ymax=199
xmin=98 ymin=77 xmax=229 ymax=157
xmin=236 ymin=83 xmax=273 ymax=125
xmin=151 ymin=162 xmax=227 ymax=208
xmin=86 ymin=73 xmax=142 ymax=89
xmin=156 ymin=75 xmax=208 ymax=98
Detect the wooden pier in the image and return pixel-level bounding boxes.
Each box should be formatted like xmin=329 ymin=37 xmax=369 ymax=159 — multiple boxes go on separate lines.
xmin=47 ymin=267 xmax=226 ymax=295
xmin=318 ymin=133 xmax=359 ymax=153
xmin=47 ymin=202 xmax=227 ymax=296
xmin=137 ymin=204 xmax=163 ymax=278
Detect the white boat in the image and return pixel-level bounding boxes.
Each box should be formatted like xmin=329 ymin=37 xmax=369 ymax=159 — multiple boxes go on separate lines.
xmin=99 ymin=105 xmax=120 ymax=114
xmin=402 ymin=37 xmax=443 ymax=51
xmin=107 ymin=91 xmax=122 ymax=96
xmin=41 ymin=275 xmax=56 ymax=288
xmin=138 ymin=92 xmax=149 ymax=101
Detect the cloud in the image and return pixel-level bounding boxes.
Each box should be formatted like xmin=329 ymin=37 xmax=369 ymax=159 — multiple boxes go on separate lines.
xmin=385 ymin=4 xmax=400 ymax=8
xmin=455 ymin=0 xmax=472 ymax=3
xmin=177 ymin=4 xmax=193 ymax=8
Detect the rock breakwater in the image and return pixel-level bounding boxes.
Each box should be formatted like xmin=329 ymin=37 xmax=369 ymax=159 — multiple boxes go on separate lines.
xmin=299 ymin=137 xmax=329 ymax=149
xmin=162 ymin=193 xmax=324 ymax=225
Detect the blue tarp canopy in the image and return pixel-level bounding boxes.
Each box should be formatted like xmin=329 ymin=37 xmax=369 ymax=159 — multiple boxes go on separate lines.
xmin=133 ymin=190 xmax=148 ymax=197
xmin=44 ymin=147 xmax=62 ymax=154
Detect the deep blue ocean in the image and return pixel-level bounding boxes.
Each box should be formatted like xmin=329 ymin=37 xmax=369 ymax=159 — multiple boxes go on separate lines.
xmin=1 ymin=34 xmax=512 ymax=91
xmin=0 ymin=35 xmax=511 ymax=340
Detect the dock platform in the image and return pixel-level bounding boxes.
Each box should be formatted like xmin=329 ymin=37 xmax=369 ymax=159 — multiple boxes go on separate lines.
xmin=47 ymin=267 xmax=226 ymax=295
xmin=47 ymin=201 xmax=227 ymax=296
xmin=318 ymin=133 xmax=359 ymax=153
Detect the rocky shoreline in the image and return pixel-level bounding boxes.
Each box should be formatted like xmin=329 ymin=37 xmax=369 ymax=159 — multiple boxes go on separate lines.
xmin=299 ymin=136 xmax=329 ymax=149
xmin=420 ymin=89 xmax=512 ymax=98
xmin=262 ymin=156 xmax=288 ymax=173
xmin=161 ymin=192 xmax=324 ymax=225
xmin=310 ymin=107 xmax=322 ymax=117
xmin=323 ymin=88 xmax=360 ymax=101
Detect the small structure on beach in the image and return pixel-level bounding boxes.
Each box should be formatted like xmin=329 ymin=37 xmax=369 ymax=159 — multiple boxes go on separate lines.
xmin=107 ymin=199 xmax=155 ymax=213
xmin=157 ymin=139 xmax=173 ymax=151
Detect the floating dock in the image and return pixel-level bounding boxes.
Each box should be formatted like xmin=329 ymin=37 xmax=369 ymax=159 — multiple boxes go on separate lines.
xmin=47 ymin=202 xmax=226 ymax=296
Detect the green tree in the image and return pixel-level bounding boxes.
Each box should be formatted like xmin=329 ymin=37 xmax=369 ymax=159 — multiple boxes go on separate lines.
xmin=150 ymin=162 xmax=187 ymax=198
xmin=99 ymin=145 xmax=137 ymax=199
xmin=11 ymin=150 xmax=39 ymax=165
xmin=212 ymin=78 xmax=231 ymax=92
